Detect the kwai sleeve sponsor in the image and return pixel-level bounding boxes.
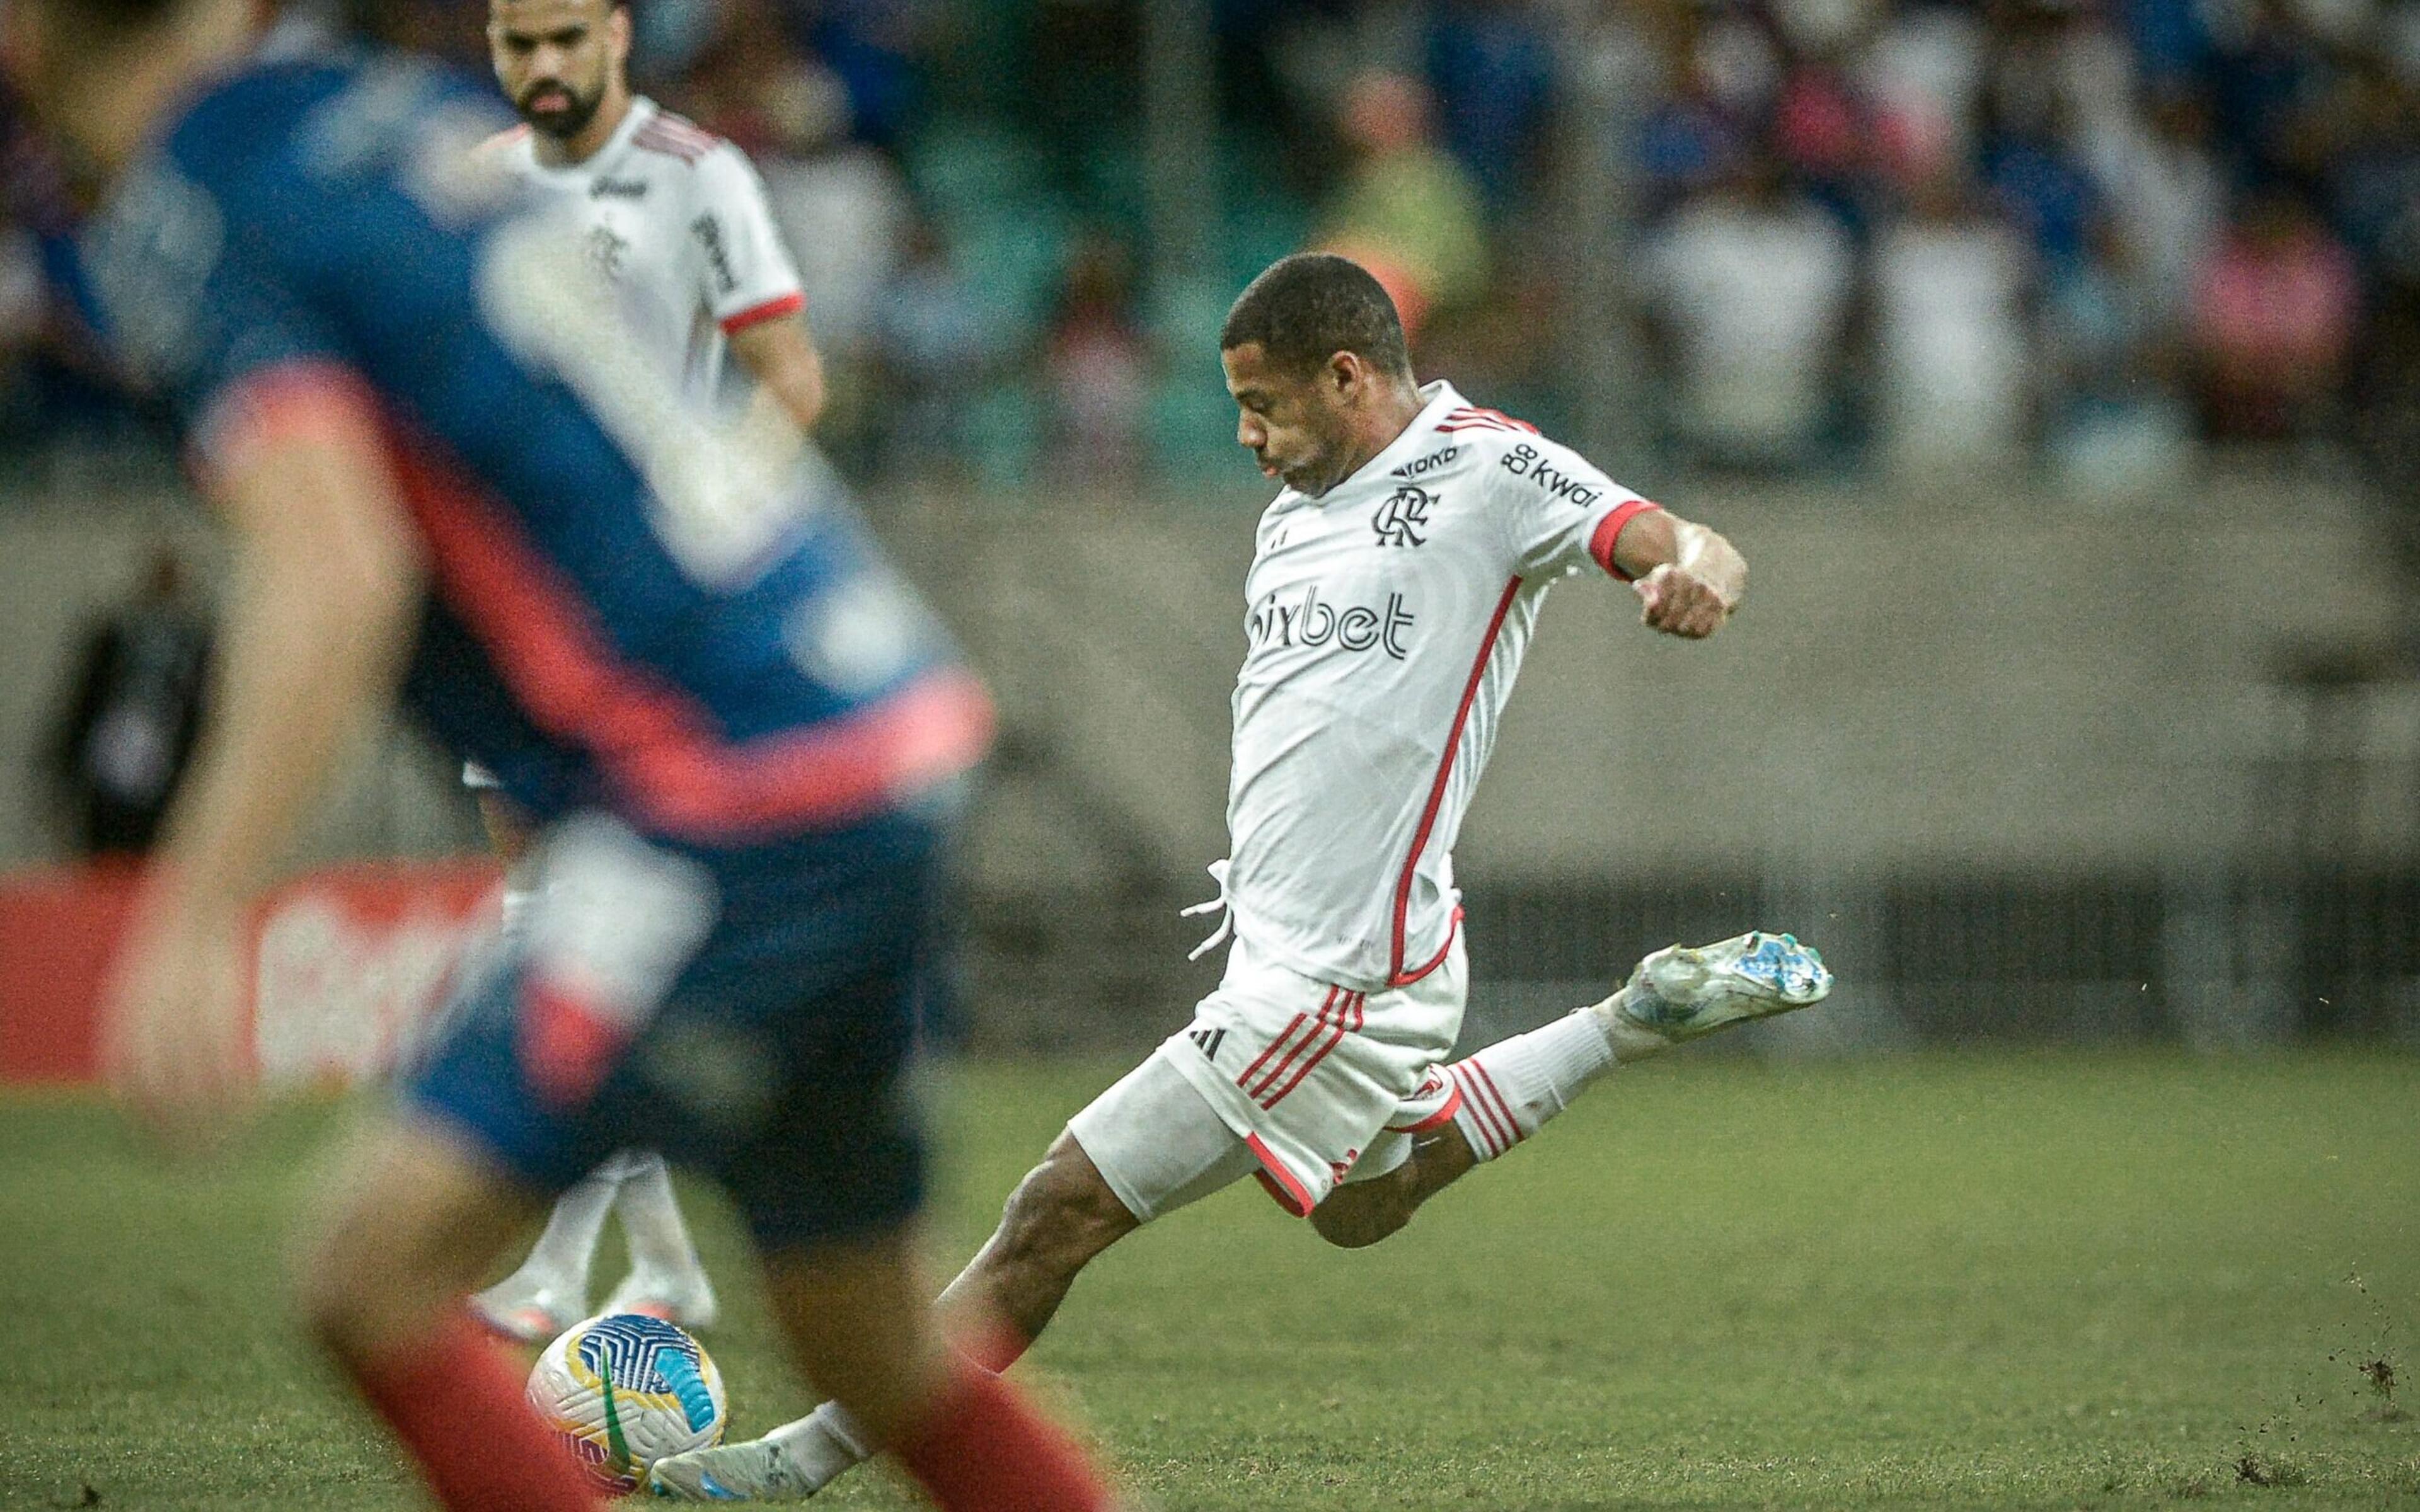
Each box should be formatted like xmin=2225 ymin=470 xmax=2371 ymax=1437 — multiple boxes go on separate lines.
xmin=1487 ymin=434 xmax=1660 ymax=581
xmin=689 ymin=146 xmax=807 ymax=335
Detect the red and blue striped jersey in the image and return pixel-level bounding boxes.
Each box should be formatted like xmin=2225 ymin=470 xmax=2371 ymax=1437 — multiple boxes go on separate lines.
xmin=52 ymin=48 xmax=988 ymax=844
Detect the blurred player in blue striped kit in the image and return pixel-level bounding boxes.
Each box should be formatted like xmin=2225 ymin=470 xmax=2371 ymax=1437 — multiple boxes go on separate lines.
xmin=466 ymin=0 xmax=834 ymax=1347
xmin=4 ymin=0 xmax=1122 ymax=1506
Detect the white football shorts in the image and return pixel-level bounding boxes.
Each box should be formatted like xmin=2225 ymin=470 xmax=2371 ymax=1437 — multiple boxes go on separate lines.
xmin=1068 ymin=929 xmax=1468 ymax=1222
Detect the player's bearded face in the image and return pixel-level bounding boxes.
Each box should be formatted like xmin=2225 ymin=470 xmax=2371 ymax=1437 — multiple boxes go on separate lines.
xmin=516 ymin=69 xmax=604 ymax=137
xmin=491 ymin=0 xmax=622 ymax=140
xmin=1222 ymin=344 xmax=1356 ymax=498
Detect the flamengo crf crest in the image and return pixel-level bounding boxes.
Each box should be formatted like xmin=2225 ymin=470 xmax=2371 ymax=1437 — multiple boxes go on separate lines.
xmin=1373 ymin=484 xmax=1433 ymax=547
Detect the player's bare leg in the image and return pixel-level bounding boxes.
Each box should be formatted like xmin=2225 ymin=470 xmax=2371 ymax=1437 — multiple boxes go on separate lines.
xmin=294 ymin=1118 xmax=613 ymax=1511
xmin=1313 ymin=930 xmax=1834 ymax=1249
xmin=653 ymin=1134 xmax=1140 ymax=1500
xmin=756 ymin=1223 xmax=1121 ymax=1510
xmin=1306 ymin=1125 xmax=1480 ymax=1249
xmin=933 ymin=1131 xmax=1142 ymax=1343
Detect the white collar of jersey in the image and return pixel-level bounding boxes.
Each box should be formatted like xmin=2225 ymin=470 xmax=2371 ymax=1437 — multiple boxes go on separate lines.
xmin=1293 ymin=380 xmax=1464 ymax=506
xmin=526 ymin=93 xmax=657 ymax=178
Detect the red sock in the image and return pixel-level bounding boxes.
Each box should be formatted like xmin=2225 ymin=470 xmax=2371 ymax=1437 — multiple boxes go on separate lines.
xmin=895 ymin=1362 xmax=1115 ymax=1512
xmin=342 ymin=1310 xmax=606 ymax=1512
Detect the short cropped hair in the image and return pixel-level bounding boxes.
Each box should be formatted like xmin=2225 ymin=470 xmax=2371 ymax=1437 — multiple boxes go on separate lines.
xmin=1219 ymin=253 xmax=1412 ymax=380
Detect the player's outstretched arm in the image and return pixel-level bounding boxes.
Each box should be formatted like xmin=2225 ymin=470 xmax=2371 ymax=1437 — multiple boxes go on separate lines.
xmin=103 ymin=369 xmax=427 ymax=1154
xmin=1610 ymin=507 xmax=1744 ymax=641
xmin=730 ymin=314 xmax=828 ymax=433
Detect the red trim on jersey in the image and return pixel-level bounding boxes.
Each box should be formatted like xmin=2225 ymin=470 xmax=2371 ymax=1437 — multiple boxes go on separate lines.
xmin=631 ymin=136 xmax=705 ymax=164
xmin=392 ymin=438 xmax=994 ymax=839
xmin=1245 ymin=1133 xmax=1314 ymax=1218
xmin=645 ymin=108 xmax=720 ymax=146
xmin=1588 ymin=500 xmax=1663 ymax=583
xmin=1392 ymin=907 xmax=1463 ymax=988
xmin=719 ymin=292 xmax=805 ymax=335
xmin=632 ymin=119 xmax=715 ymax=163
xmin=1438 ymin=405 xmax=1539 ymax=436
xmin=519 ymin=975 xmax=626 ymax=1109
xmin=1383 ymin=1080 xmax=1465 ymax=1135
xmin=1259 ymin=991 xmax=1362 ymax=1109
xmin=1386 ymin=580 xmax=1521 ymax=985
xmin=187 ymin=356 xmax=994 ymax=842
xmin=633 ymin=110 xmax=722 ymax=160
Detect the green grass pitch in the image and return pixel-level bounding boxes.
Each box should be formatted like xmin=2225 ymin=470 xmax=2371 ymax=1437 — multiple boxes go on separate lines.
xmin=7 ymin=1050 xmax=2419 ymax=1510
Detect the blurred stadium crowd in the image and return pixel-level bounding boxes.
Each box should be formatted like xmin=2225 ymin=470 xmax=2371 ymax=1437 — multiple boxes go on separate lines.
xmin=4 ymin=0 xmax=2420 ymax=493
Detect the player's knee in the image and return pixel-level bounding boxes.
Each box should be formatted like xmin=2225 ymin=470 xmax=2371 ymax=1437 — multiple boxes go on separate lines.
xmin=995 ymin=1133 xmax=1136 ymax=1268
xmin=1309 ymin=1176 xmax=1415 ymax=1250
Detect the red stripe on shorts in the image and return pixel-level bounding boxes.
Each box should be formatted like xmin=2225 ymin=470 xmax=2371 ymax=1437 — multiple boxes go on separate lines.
xmin=1259 ymin=990 xmax=1362 ymax=1109
xmin=1236 ymin=995 xmax=1322 ymax=1092
xmin=1247 ymin=987 xmax=1340 ymax=1101
xmin=1245 ymin=1133 xmax=1314 ymax=1217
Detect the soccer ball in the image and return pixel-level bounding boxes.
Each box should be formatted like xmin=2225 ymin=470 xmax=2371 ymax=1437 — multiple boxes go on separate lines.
xmin=526 ymin=1313 xmax=728 ymax=1491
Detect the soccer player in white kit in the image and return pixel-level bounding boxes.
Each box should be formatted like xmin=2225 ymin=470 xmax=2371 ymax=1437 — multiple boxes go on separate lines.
xmin=468 ymin=0 xmax=830 ymax=1343
xmin=652 ymin=254 xmax=1833 ymax=1501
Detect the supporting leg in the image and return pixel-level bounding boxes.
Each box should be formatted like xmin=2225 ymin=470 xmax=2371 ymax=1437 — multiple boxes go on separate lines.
xmin=760 ymin=1224 xmax=1119 ymax=1512
xmin=651 ymin=1130 xmax=1150 ymax=1501
xmin=294 ymin=1118 xmax=602 ymax=1512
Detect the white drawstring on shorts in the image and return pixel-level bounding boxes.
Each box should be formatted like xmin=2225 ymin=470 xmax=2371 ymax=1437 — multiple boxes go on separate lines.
xmin=1180 ymin=859 xmax=1234 ymax=961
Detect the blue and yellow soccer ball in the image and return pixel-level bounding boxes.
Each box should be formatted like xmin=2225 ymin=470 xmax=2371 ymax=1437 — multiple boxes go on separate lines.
xmin=526 ymin=1313 xmax=728 ymax=1491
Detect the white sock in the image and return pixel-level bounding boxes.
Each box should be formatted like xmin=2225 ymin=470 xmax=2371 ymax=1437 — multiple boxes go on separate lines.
xmin=763 ymin=1401 xmax=874 ymax=1492
xmin=1448 ymin=1007 xmax=1619 ymax=1162
xmin=613 ymin=1152 xmax=703 ymax=1278
xmin=515 ymin=1167 xmax=620 ymax=1291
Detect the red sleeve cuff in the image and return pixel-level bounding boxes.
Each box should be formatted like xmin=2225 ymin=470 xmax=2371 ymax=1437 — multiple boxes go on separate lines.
xmin=718 ymin=291 xmax=805 ymax=335
xmin=1588 ymin=500 xmax=1662 ymax=581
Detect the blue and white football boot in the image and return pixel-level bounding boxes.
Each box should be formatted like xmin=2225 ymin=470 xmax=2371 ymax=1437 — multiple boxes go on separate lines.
xmin=649 ymin=1437 xmax=816 ymax=1501
xmin=1593 ymin=931 xmax=1832 ymax=1054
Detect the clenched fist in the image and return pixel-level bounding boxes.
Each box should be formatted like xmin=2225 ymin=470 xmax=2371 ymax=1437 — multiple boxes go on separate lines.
xmin=1633 ymin=562 xmax=1734 ymax=639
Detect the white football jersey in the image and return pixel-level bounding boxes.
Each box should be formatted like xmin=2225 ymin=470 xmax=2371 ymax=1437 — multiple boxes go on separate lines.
xmin=1222 ymin=381 xmax=1659 ymax=992
xmin=489 ymin=97 xmax=805 ymax=409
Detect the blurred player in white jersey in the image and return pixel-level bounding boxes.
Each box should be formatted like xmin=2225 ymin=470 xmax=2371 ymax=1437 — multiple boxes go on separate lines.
xmin=652 ymin=253 xmax=1831 ymax=1501
xmin=468 ymin=0 xmax=829 ymax=1342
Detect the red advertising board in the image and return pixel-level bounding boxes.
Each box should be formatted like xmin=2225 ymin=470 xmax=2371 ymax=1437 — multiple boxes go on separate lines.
xmin=0 ymin=859 xmax=502 ymax=1086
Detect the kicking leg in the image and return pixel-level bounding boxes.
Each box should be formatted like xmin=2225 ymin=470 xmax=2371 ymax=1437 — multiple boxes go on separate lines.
xmin=295 ymin=1116 xmax=608 ymax=1512
xmin=1312 ymin=931 xmax=1832 ymax=1248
